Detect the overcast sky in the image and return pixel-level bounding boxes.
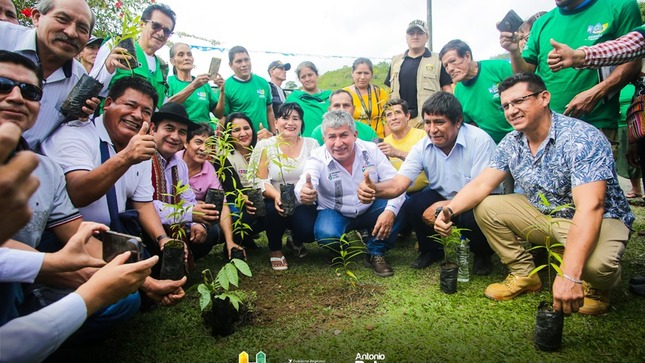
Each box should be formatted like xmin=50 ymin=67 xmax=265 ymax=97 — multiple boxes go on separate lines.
xmin=160 ymin=0 xmax=556 ymax=85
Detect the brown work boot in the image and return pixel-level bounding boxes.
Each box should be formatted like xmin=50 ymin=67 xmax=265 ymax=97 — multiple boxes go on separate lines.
xmin=364 ymin=254 xmax=394 ymax=277
xmin=579 ymin=281 xmax=610 ymax=315
xmin=484 ymin=273 xmax=542 ymax=301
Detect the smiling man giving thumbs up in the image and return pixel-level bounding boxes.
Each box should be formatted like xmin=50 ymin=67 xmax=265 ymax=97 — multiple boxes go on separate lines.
xmin=295 ymin=110 xmax=405 ymax=277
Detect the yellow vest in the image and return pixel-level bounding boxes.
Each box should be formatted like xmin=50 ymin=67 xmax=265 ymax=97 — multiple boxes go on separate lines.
xmin=389 ymin=52 xmax=442 ymax=118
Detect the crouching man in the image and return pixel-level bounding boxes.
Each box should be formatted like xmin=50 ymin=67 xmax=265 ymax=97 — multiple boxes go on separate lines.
xmin=295 ymin=110 xmax=405 ymax=277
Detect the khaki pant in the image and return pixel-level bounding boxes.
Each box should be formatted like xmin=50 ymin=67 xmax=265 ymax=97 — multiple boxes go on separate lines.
xmin=474 ymin=194 xmax=628 ymax=289
xmin=600 ymin=128 xmax=618 ymax=160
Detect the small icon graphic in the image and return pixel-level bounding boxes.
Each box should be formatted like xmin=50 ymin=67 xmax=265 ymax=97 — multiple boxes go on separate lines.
xmin=239 ymin=351 xmax=266 ymax=363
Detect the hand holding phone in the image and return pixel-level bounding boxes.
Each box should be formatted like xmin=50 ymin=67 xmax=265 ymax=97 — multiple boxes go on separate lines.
xmin=497 ymin=10 xmax=523 ymax=33
xmin=101 ymin=230 xmax=142 ymax=264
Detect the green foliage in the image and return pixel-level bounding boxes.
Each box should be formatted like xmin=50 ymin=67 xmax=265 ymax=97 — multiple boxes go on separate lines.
xmin=14 ymin=0 xmax=151 ymax=38
xmin=322 ymin=231 xmax=366 ymax=288
xmin=526 ymin=193 xmax=575 ymax=292
xmin=317 ymin=61 xmax=390 ymax=91
xmin=161 ymin=181 xmax=193 ymax=240
xmin=430 ymin=227 xmax=470 ymax=265
xmin=197 ymin=259 xmax=252 ymax=312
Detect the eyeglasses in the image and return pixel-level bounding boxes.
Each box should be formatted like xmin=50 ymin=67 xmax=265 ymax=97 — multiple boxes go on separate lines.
xmin=498 ymin=91 xmax=542 ymax=111
xmin=0 ymin=76 xmax=43 ymax=102
xmin=144 ymin=20 xmax=173 ymax=37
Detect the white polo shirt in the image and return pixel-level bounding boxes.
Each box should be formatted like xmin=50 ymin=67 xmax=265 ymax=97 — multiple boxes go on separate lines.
xmin=41 ymin=116 xmax=154 ymax=225
xmin=295 ymin=139 xmax=405 ymax=218
xmin=0 ymin=22 xmax=88 ymax=150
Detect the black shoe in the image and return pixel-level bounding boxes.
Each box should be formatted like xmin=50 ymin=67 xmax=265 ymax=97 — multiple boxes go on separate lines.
xmin=364 ymin=254 xmax=394 ymax=277
xmin=410 ymin=251 xmax=441 ymax=269
xmin=473 ymin=254 xmax=493 ymax=276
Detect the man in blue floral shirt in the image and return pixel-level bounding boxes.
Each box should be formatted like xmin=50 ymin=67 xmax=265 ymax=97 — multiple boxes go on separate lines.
xmin=435 ymin=72 xmax=634 ymax=316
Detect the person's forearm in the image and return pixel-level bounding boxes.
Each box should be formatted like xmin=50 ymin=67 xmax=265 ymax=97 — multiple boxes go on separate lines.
xmin=66 ymin=157 xmax=132 ymax=207
xmin=267 ymin=108 xmax=276 ymax=134
xmin=219 ymin=205 xmax=236 ymax=246
xmin=133 ymin=201 xmax=168 ymax=244
xmin=591 ymin=59 xmax=641 ymax=99
xmin=509 ymin=50 xmax=534 ymax=73
xmin=213 ymin=92 xmax=225 ymax=119
xmin=374 ymin=177 xmax=409 ymax=199
xmin=167 ymin=84 xmax=198 ymax=104
xmin=581 ymin=31 xmax=645 ymax=68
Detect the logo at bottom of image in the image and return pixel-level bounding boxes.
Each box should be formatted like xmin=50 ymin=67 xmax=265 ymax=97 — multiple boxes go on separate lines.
xmin=355 ymin=352 xmax=386 ymax=363
xmin=239 ymin=351 xmax=266 ymax=363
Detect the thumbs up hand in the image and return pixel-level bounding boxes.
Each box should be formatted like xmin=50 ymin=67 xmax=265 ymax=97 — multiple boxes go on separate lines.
xmin=257 ymin=122 xmax=273 ymax=141
xmin=299 ymin=172 xmax=317 ymax=205
xmin=122 ymin=121 xmax=156 ymax=164
xmin=357 ymin=170 xmax=377 ymax=204
xmin=547 ymin=38 xmax=582 ymax=72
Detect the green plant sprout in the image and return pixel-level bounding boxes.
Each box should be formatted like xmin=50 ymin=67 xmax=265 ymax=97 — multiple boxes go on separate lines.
xmin=161 ymin=181 xmax=195 ymax=241
xmin=430 ymin=227 xmax=470 ymax=265
xmin=93 ymin=8 xmax=142 ymax=75
xmin=322 ymin=231 xmax=366 ymax=288
xmin=526 ymin=193 xmax=575 ymax=292
xmin=197 ymin=258 xmax=252 ymax=312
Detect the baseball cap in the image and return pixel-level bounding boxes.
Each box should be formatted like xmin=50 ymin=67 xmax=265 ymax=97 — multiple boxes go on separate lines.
xmin=86 ymin=36 xmax=104 ymax=47
xmin=267 ymin=60 xmax=291 ymax=73
xmin=406 ymin=19 xmax=429 ymax=34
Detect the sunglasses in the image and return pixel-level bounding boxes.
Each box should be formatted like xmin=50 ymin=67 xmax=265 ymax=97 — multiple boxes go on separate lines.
xmin=145 ymin=20 xmax=173 ymax=37
xmin=0 ymin=76 xmax=43 ymax=102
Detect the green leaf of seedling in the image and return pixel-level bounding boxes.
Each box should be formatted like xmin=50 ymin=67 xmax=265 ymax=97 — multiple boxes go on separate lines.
xmin=232 ymin=258 xmax=252 ymax=277
xmin=217 ymin=267 xmax=230 ymax=291
xmin=550 ymin=251 xmax=563 ymax=265
xmin=225 ymin=262 xmax=239 ymax=287
xmin=552 ymin=263 xmax=563 ymax=276
xmin=538 ymin=193 xmax=550 ymax=208
xmin=527 ymin=244 xmax=546 ymax=251
xmin=529 ymin=265 xmax=547 ymax=276
xmin=346 ymin=270 xmax=357 ymax=280
xmin=197 ymin=284 xmax=212 ymax=311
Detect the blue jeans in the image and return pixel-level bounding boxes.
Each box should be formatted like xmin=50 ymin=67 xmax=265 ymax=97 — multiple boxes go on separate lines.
xmin=314 ymin=198 xmax=403 ymax=256
xmin=405 ymin=188 xmax=492 ymax=256
xmin=265 ymin=201 xmax=317 ymax=252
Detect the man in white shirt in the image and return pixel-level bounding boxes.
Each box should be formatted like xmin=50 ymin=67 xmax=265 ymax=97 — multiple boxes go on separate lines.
xmin=295 ymin=110 xmax=405 ymax=277
xmin=0 ymin=0 xmax=98 ymax=149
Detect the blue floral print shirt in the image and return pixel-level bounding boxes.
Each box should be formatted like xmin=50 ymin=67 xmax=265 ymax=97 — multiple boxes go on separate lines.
xmin=490 ymin=111 xmax=634 ymax=228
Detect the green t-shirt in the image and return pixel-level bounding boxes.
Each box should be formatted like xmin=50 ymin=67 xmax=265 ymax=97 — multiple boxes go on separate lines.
xmin=285 ymin=89 xmax=332 ymax=138
xmin=454 ymin=60 xmax=514 ymax=144
xmin=167 ymin=75 xmax=219 ymax=123
xmin=223 ymin=74 xmax=272 ymax=131
xmin=109 ymin=42 xmax=168 ymax=110
xmin=310 ymin=121 xmax=378 ymax=145
xmin=619 ymin=83 xmax=635 ymax=128
xmin=523 ymin=0 xmax=641 ymax=129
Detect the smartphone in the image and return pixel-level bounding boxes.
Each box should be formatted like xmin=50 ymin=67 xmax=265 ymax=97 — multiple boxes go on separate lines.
xmin=208 ymin=57 xmax=222 ymax=78
xmin=101 ymin=230 xmax=142 ymax=263
xmin=497 ymin=10 xmax=523 ymax=33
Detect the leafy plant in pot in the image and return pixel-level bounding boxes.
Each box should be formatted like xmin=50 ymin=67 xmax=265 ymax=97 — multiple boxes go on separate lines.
xmin=271 ymin=137 xmax=299 ymax=216
xmin=431 ymin=226 xmax=470 ymax=294
xmin=321 ymin=230 xmax=366 ymax=289
xmin=158 ymin=181 xmax=194 ymax=281
xmin=60 ymin=9 xmax=141 ymax=119
xmin=525 ymin=194 xmax=574 ymax=352
xmin=245 ymin=148 xmax=267 ymax=218
xmin=197 ymin=258 xmax=252 ymax=337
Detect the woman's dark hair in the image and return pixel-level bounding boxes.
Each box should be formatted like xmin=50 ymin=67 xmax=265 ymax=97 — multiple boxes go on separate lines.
xmin=187 ymin=123 xmax=213 ymax=143
xmin=225 ymin=112 xmax=257 ymax=148
xmin=352 ymin=57 xmax=373 ymax=72
xmin=295 ymin=61 xmax=319 ymax=78
xmin=276 ymin=102 xmax=306 ymax=134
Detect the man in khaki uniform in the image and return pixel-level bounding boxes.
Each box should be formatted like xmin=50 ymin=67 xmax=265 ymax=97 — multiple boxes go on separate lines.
xmin=385 ymin=19 xmax=453 ymax=128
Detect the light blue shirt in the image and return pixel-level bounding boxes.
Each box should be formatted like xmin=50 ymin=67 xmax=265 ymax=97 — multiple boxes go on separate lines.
xmin=398 ymin=123 xmax=497 ymax=199
xmin=0 ymin=249 xmax=87 ymax=363
xmin=490 ymin=111 xmax=634 ymax=227
xmin=0 ymin=22 xmax=87 ymax=150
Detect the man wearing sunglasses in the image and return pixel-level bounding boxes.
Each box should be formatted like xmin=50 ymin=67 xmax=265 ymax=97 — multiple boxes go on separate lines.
xmin=91 ymin=3 xmax=176 ymax=110
xmin=0 ymin=0 xmax=98 ymax=150
xmin=434 ymin=73 xmax=633 ymax=317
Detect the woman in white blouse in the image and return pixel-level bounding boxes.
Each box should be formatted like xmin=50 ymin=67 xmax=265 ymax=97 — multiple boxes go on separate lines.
xmin=249 ymin=103 xmax=319 ymax=270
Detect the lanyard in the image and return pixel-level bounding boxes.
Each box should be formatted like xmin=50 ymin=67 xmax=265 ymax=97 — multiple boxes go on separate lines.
xmin=354 ymin=85 xmax=373 ymax=121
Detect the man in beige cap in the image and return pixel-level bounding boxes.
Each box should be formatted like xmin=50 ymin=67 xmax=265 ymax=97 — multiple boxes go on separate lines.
xmin=385 ymin=19 xmax=453 ymax=128
xmin=268 ymin=60 xmax=291 ymax=115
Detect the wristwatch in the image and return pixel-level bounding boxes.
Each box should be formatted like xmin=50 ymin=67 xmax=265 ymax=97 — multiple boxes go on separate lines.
xmin=156 ymin=234 xmax=169 ymax=242
xmin=434 ymin=206 xmax=454 ymax=219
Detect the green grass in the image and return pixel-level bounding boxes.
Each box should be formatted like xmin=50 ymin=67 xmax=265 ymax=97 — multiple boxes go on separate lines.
xmin=72 ymin=208 xmax=645 ymax=363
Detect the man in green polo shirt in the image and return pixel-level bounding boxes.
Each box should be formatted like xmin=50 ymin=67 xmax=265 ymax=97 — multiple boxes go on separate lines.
xmin=499 ymin=0 xmax=641 ymax=147
xmin=214 ymin=46 xmax=275 ymax=137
